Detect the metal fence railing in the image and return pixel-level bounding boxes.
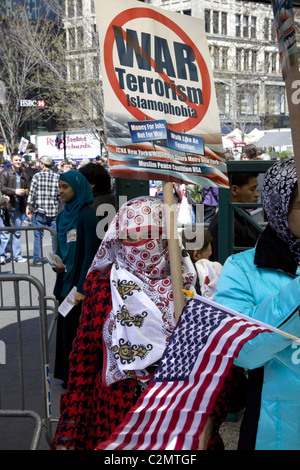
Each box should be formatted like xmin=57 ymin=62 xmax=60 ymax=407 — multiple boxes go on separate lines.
xmin=0 ymin=226 xmax=59 ymax=449
xmin=0 ymin=226 xmax=58 ymax=341
xmin=0 ymin=273 xmax=54 ymax=449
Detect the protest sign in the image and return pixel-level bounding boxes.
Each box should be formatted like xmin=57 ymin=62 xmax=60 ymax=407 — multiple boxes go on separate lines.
xmin=94 ymin=0 xmax=228 ymax=188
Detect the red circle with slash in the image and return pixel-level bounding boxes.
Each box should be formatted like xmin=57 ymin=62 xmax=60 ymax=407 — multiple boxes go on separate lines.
xmin=104 ymin=7 xmax=211 ymax=132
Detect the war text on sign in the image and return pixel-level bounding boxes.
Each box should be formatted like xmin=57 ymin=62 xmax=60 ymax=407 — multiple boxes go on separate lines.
xmin=114 ymin=27 xmax=199 ymax=81
xmin=113 ymin=27 xmax=204 ymax=111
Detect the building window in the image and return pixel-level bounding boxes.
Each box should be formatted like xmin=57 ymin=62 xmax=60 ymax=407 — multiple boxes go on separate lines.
xmin=243 ymin=15 xmax=249 ymax=38
xmin=272 ymin=52 xmax=278 ymax=72
xmin=205 ymin=10 xmax=211 ymax=33
xmin=265 ymin=85 xmax=285 ymax=114
xmin=236 ymin=48 xmax=242 ymax=71
xmin=236 ymin=48 xmax=257 ymax=73
xmin=215 ymin=83 xmax=230 ymax=116
xmin=92 ymin=23 xmax=98 ymax=47
xmin=77 ymin=26 xmax=84 ymax=48
xmin=77 ymin=0 xmax=83 ymax=16
xmin=251 ymin=17 xmax=256 ymax=39
xmin=68 ymin=27 xmax=76 ymax=50
xmin=69 ymin=60 xmax=76 ymax=81
xmin=213 ymin=46 xmax=220 ymax=69
xmin=236 ymin=14 xmax=241 ymax=37
xmin=265 ymin=51 xmax=277 ymax=73
xmin=264 ymin=18 xmax=270 ymax=40
xmin=67 ymin=0 xmax=74 ymax=18
xmin=67 ymin=26 xmax=85 ymax=51
xmin=252 ymin=50 xmax=257 ymax=72
xmin=211 ymin=46 xmax=228 ymax=70
xmin=222 ymin=47 xmax=229 ymax=70
xmin=239 ymin=86 xmax=258 ymax=115
xmin=244 ymin=49 xmax=250 ymax=71
xmin=93 ymin=56 xmax=99 ymax=79
xmin=264 ymin=17 xmax=274 ymax=41
xmin=78 ymin=58 xmax=85 ymax=81
xmin=213 ymin=11 xmax=219 ymax=35
xmin=221 ymin=12 xmax=227 ymax=36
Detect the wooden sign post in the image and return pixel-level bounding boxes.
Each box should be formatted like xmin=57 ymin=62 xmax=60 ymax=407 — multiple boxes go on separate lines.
xmin=271 ymin=1 xmax=300 ymax=183
xmin=162 ymin=181 xmax=186 ymax=323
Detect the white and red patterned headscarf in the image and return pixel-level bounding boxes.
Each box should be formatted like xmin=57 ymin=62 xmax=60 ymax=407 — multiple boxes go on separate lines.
xmin=89 ymin=196 xmax=196 ymax=385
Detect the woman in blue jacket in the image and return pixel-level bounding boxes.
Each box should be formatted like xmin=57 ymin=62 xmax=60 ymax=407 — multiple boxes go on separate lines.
xmin=214 ymin=156 xmax=300 ymax=450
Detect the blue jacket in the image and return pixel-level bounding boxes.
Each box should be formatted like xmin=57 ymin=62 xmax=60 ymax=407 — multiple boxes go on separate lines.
xmin=214 ymin=225 xmax=300 ymax=450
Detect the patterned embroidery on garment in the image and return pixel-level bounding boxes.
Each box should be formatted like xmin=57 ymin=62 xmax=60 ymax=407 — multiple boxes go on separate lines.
xmin=113 ymin=338 xmax=153 ymax=365
xmin=112 ymin=279 xmax=141 ymax=299
xmin=116 ymin=305 xmax=147 ymax=327
xmin=88 ymin=196 xmax=196 ymax=386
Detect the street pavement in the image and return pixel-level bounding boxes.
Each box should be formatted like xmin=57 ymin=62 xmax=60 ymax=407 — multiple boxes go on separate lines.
xmin=0 ymin=228 xmax=241 ymax=451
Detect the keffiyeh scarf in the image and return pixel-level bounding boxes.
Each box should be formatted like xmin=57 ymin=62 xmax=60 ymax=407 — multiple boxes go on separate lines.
xmin=89 ymin=196 xmax=196 ymax=386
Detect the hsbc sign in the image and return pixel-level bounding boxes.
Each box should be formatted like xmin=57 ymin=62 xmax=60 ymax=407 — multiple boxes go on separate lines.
xmin=20 ymin=99 xmax=46 ymax=107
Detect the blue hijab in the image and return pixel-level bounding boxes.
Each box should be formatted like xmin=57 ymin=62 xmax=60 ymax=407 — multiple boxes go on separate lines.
xmin=58 ymin=170 xmax=94 ymax=259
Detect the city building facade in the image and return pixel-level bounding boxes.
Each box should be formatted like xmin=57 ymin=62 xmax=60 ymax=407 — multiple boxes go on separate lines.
xmin=1 ymin=0 xmax=298 ymax=153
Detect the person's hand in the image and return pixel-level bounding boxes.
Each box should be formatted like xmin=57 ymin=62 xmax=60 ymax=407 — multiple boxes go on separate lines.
xmin=15 ymin=188 xmax=27 ymax=197
xmin=52 ymin=263 xmax=66 ymax=274
xmin=0 ymin=196 xmax=9 ymax=208
xmin=197 ymin=416 xmax=213 ymax=450
xmin=26 ymin=206 xmax=32 ymax=219
xmin=74 ymin=291 xmax=85 ymax=305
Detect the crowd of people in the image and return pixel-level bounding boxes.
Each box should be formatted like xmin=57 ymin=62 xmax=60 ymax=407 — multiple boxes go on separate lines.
xmin=228 ymin=144 xmax=272 ymax=161
xmin=1 ymin=143 xmax=299 ymax=450
xmin=0 ymin=153 xmax=116 ymax=397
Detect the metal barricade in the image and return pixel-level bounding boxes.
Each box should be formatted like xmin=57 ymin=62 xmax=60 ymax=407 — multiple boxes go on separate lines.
xmin=0 ymin=274 xmax=53 ymax=450
xmin=0 ymin=226 xmax=59 ymax=449
xmin=0 ymin=226 xmax=58 ymax=341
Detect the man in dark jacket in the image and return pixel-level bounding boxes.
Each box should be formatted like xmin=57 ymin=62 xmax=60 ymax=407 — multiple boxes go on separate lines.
xmin=0 ymin=153 xmax=30 ymax=264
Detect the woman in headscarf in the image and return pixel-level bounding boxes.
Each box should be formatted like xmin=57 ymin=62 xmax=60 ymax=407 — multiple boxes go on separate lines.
xmin=51 ymin=196 xmax=197 ymax=449
xmin=51 ymin=195 xmax=246 ymax=451
xmin=53 ymin=170 xmax=99 ymax=386
xmin=214 ymin=156 xmax=300 ymax=450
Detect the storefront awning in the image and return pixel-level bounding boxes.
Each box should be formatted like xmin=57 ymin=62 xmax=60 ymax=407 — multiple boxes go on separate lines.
xmin=255 ymin=129 xmax=293 ymax=148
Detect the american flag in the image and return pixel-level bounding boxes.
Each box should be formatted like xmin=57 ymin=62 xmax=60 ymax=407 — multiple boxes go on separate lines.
xmin=97 ymin=295 xmax=279 ymax=451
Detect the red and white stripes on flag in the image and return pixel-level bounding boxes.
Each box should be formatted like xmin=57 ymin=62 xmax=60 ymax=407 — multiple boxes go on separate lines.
xmin=96 ymin=295 xmax=282 ymax=451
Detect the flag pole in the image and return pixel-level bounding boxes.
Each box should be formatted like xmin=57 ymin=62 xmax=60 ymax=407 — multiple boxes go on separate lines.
xmin=271 ymin=1 xmax=300 ymax=187
xmin=183 ymin=289 xmax=300 ymax=342
xmin=163 ymin=181 xmax=186 ymax=323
